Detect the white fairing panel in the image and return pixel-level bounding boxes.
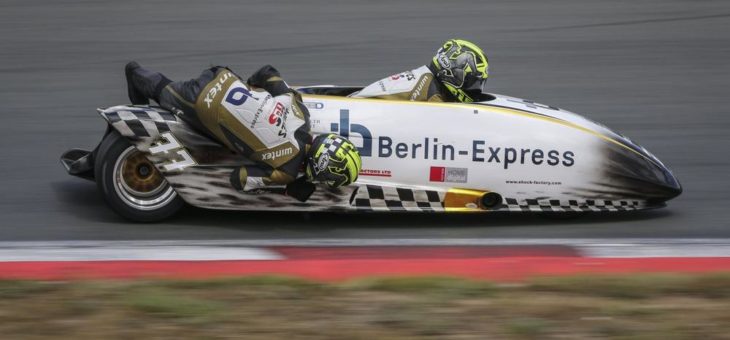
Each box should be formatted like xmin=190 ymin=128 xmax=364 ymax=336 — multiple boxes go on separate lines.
xmin=485 ymin=94 xmax=667 ymax=168
xmin=301 ymin=93 xmax=679 ymax=211
xmin=306 ymin=96 xmax=592 ymax=195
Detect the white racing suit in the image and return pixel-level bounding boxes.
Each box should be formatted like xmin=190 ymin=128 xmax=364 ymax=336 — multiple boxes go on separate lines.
xmin=349 ymin=65 xmax=452 ymax=102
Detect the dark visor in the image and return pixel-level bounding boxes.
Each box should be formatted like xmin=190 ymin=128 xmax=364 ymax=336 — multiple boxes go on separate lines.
xmin=464 ymin=74 xmax=487 ymax=92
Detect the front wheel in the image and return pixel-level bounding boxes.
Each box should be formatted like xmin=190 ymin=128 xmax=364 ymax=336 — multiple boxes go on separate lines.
xmin=94 ymin=131 xmax=184 ymax=222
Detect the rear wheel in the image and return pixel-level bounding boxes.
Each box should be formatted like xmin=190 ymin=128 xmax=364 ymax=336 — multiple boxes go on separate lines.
xmin=94 ymin=131 xmax=184 ymax=222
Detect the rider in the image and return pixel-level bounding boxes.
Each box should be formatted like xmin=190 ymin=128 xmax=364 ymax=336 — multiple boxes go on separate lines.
xmin=350 ymin=39 xmax=489 ymax=103
xmin=124 ymin=62 xmax=361 ymax=201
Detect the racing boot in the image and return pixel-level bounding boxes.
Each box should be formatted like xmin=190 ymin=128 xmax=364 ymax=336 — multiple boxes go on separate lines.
xmin=125 ymin=61 xmax=149 ymax=105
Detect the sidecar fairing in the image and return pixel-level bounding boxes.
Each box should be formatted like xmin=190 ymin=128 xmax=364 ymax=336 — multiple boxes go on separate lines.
xmin=61 ymin=87 xmax=681 ymax=219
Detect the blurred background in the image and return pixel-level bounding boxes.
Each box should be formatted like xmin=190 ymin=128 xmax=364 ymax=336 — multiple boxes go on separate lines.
xmin=0 ymin=0 xmax=729 ymax=240
xmin=1 ymin=1 xmax=730 ymax=338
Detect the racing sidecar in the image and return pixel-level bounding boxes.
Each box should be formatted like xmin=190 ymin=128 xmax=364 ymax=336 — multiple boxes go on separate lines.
xmin=61 ymin=86 xmax=681 ymax=221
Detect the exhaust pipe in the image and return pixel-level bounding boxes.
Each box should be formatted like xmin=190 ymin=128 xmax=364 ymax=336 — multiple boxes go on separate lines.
xmin=480 ymin=192 xmax=503 ymax=208
xmin=443 ymin=189 xmax=503 ymax=211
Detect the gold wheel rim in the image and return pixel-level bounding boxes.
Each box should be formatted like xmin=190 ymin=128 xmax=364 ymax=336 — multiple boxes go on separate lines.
xmin=120 ymin=150 xmax=164 ymax=195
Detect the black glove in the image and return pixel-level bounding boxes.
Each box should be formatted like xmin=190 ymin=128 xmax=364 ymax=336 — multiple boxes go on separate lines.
xmin=247 ymin=65 xmax=290 ymax=96
xmin=247 ymin=65 xmax=280 ymax=86
xmin=285 ymin=176 xmax=316 ymax=202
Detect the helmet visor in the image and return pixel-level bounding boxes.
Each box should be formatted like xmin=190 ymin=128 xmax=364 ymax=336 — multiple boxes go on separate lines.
xmin=463 ymin=74 xmax=487 ymax=92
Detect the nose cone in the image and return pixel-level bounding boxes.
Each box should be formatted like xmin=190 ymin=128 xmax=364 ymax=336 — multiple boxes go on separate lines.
xmin=659 ymin=164 xmax=682 ymax=199
xmin=647 ymin=160 xmax=682 ymax=201
xmin=601 ymin=141 xmax=682 ymax=203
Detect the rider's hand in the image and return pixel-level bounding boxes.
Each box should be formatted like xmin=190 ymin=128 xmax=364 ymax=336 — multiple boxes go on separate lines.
xmin=247 ymin=65 xmax=291 ymax=96
xmin=247 ymin=65 xmax=280 ymax=88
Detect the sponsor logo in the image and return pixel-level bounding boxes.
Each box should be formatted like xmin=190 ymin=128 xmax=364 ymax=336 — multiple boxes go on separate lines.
xmin=261 ymin=147 xmax=293 ymax=161
xmin=313 ymin=153 xmax=329 ymax=175
xmin=410 ymin=76 xmax=430 ymax=100
xmin=390 ymin=71 xmax=416 ymax=81
xmin=505 ymin=179 xmax=562 ymax=186
xmin=437 ymin=53 xmax=451 ymax=69
xmin=249 ymin=95 xmax=271 ymax=128
xmin=268 ymin=102 xmax=285 ymax=126
xmin=224 ymin=86 xmax=256 ymax=107
xmin=471 ymin=141 xmax=575 ymax=169
xmin=429 ymin=166 xmax=468 ymax=183
xmin=304 ymin=101 xmax=324 ymax=110
xmin=332 ymin=110 xmax=575 ymax=168
xmin=377 ymin=80 xmax=387 ymax=92
xmin=204 ymin=72 xmax=235 ymax=108
xmin=278 ymin=107 xmax=289 ymax=138
xmin=359 ymin=169 xmax=392 ymax=177
xmin=330 ymin=109 xmax=373 ymax=157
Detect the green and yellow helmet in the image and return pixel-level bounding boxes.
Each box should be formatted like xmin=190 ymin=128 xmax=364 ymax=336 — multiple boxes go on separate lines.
xmin=306 ymin=134 xmax=362 ymax=188
xmin=430 ymin=39 xmax=489 ymax=103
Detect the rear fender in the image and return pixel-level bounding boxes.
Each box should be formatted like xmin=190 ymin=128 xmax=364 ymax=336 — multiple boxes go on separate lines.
xmin=97 ymin=105 xmax=241 ymax=162
xmin=98 ymin=105 xmax=179 ymax=141
xmin=62 ymin=104 xmax=177 ymax=181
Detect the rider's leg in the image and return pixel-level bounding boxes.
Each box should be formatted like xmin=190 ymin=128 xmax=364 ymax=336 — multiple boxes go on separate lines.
xmin=124 ymin=61 xmax=171 ymax=105
xmin=156 ymin=67 xmax=220 ymax=136
xmin=125 ymin=62 xmax=223 ymax=142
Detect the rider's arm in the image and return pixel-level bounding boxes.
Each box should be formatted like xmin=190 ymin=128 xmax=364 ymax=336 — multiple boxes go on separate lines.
xmin=230 ymin=129 xmax=315 ymax=201
xmin=230 ymin=145 xmax=301 ymax=191
xmin=426 ymin=80 xmax=448 ymax=102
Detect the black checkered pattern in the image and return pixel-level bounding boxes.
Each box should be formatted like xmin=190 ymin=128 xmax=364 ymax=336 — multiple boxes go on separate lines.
xmin=351 ymin=185 xmax=444 ymax=212
xmin=101 ymin=106 xmax=177 ymax=138
xmin=322 ymin=135 xmax=344 ymax=153
xmin=504 ymin=197 xmax=644 ymax=212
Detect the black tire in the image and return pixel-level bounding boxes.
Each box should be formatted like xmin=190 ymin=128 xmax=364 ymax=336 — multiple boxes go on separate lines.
xmin=94 ymin=130 xmax=184 ymax=222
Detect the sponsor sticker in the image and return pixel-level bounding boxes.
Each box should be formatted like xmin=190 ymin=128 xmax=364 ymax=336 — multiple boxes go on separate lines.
xmin=249 ymin=95 xmax=272 ymax=128
xmin=410 ymin=76 xmax=429 ymax=100
xmin=437 ymin=54 xmax=451 ymax=69
xmin=304 ymin=101 xmax=324 ymax=110
xmin=313 ymin=153 xmax=329 ymax=175
xmin=390 ymin=71 xmax=416 ymax=81
xmin=359 ymin=169 xmax=392 ymax=177
xmin=261 ymin=147 xmax=293 ymax=161
xmin=268 ymin=102 xmax=285 ymax=126
xmin=377 ymin=80 xmax=387 ymax=92
xmin=429 ymin=166 xmax=468 ymax=183
xmin=331 ymin=109 xmax=576 ymax=168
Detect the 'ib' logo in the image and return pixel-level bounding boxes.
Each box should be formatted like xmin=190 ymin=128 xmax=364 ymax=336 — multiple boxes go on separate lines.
xmin=330 ymin=109 xmax=372 ymax=157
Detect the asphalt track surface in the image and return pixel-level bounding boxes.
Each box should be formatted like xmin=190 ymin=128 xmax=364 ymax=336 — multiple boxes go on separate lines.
xmin=1 ymin=0 xmax=729 ymax=242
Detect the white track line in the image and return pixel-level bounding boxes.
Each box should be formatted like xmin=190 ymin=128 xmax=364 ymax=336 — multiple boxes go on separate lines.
xmin=0 ymin=246 xmax=283 ymax=262
xmin=2 ymin=238 xmax=730 ymax=247
xmin=0 ymin=239 xmax=728 ymax=259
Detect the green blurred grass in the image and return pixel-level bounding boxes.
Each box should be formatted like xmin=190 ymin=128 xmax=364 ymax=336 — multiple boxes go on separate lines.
xmin=0 ymin=273 xmax=727 ymax=339
xmin=529 ymin=272 xmax=730 ymax=299
xmin=125 ymin=288 xmax=225 ymax=319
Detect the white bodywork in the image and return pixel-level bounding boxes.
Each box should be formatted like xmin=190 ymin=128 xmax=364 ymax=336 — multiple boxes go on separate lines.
xmin=99 ymin=91 xmax=681 ymax=213
xmin=300 ymin=93 xmax=674 ymax=210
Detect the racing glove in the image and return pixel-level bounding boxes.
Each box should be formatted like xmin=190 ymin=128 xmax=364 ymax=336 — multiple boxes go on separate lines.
xmin=247 ymin=65 xmax=290 ymax=96
xmin=285 ymin=176 xmax=316 ymax=202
